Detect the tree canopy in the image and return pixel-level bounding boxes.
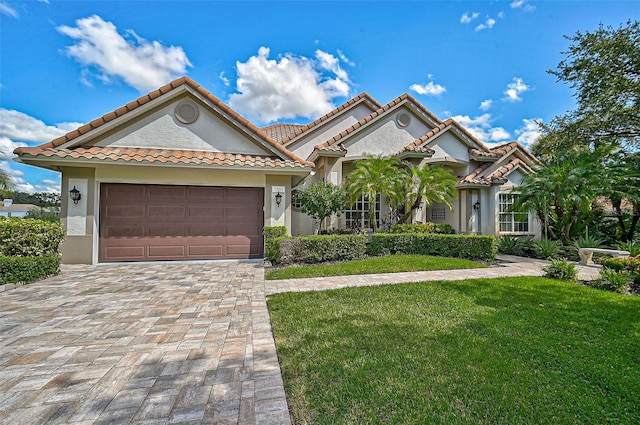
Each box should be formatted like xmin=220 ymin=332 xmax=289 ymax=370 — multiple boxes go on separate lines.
xmin=534 ymin=20 xmax=640 ymax=156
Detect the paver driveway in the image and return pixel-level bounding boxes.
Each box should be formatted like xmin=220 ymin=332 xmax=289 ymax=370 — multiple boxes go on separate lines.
xmin=0 ymin=261 xmax=290 ymax=425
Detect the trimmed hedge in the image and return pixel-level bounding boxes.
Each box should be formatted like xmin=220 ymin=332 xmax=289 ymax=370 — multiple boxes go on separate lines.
xmin=264 ymin=226 xmax=288 ymax=261
xmin=0 ymin=218 xmax=64 ymax=286
xmin=274 ymin=234 xmax=367 ymax=264
xmin=368 ymin=233 xmax=498 ymax=261
xmin=0 ymin=218 xmax=65 ymax=256
xmin=0 ymin=254 xmax=61 ymax=284
xmin=389 ymin=222 xmax=455 ymax=234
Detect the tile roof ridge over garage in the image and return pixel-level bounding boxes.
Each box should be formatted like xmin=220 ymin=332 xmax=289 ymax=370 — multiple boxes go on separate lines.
xmin=13 ymin=76 xmax=315 ymax=168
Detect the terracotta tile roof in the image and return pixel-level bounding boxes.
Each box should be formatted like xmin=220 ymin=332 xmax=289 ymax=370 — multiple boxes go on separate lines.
xmin=278 ymin=93 xmax=382 ymax=145
xmin=312 ymin=93 xmax=443 ymax=152
xmin=461 ymin=158 xmax=533 ymax=185
xmin=261 ymin=123 xmax=306 ymax=143
xmin=16 ymin=147 xmax=311 ymax=169
xmin=14 ymin=76 xmax=314 ymax=167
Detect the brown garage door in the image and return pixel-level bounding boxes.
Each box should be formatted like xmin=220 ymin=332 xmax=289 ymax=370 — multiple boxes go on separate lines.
xmin=99 ymin=184 xmax=264 ymax=262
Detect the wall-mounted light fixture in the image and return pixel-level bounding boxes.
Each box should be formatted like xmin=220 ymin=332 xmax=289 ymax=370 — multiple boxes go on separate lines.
xmin=473 ymin=200 xmax=480 ymax=211
xmin=69 ymin=186 xmax=82 ymax=205
xmin=275 ymin=192 xmax=282 ymax=207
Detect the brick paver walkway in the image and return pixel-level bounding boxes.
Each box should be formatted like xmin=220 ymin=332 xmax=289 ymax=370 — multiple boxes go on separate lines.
xmin=0 ymin=256 xmax=599 ymax=424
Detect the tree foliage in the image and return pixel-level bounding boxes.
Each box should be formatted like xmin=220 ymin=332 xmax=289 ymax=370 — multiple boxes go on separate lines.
xmin=1 ymin=191 xmax=61 ymax=207
xmin=296 ymin=181 xmax=348 ymax=233
xmin=345 ymin=156 xmax=458 ymax=230
xmin=534 ymin=20 xmax=640 ymax=155
xmin=516 ymin=150 xmax=603 ymax=243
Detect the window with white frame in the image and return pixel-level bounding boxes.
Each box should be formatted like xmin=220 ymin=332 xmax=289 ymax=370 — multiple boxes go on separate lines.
xmin=428 ymin=203 xmax=447 ymax=223
xmin=345 ymin=194 xmax=381 ymax=229
xmin=291 ymin=190 xmax=303 ymax=209
xmin=499 ymin=193 xmax=529 ymax=233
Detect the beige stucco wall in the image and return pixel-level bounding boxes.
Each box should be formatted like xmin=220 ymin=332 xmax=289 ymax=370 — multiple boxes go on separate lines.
xmin=94 ymin=95 xmax=271 ymax=156
xmin=60 ymin=167 xmax=96 ymax=264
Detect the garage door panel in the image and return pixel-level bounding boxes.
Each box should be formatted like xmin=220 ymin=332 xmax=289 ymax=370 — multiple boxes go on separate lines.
xmin=105 ymin=246 xmax=146 ymax=260
xmin=147 ymin=206 xmax=187 ymax=218
xmin=148 ymin=224 xmax=186 ymax=237
xmin=188 ymin=224 xmax=226 ymax=237
xmin=148 ymin=245 xmax=186 ymax=258
xmin=100 ymin=184 xmax=264 ymax=262
xmin=104 ymin=225 xmax=145 ymax=238
xmin=188 ymin=245 xmax=223 ymax=257
xmin=148 ymin=185 xmax=186 ymax=199
xmin=105 ymin=206 xmax=146 ymax=219
xmin=188 ymin=206 xmax=225 ymax=218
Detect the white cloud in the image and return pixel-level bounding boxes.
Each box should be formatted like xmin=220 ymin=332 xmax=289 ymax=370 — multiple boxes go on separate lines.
xmin=0 ymin=108 xmax=83 ymax=145
xmin=57 ymin=15 xmax=192 ymax=92
xmin=228 ymin=47 xmax=353 ymax=123
xmin=0 ymin=137 xmax=27 ymax=160
xmin=0 ymin=1 xmax=18 ymax=18
xmin=498 ymin=11 xmax=505 ymax=19
xmin=410 ymin=76 xmax=446 ymax=96
xmin=450 ymin=113 xmax=511 ymax=143
xmin=219 ymin=71 xmax=230 ymax=87
xmin=337 ymin=50 xmax=355 ymax=67
xmin=475 ymin=18 xmax=496 ymax=32
xmin=511 ymin=0 xmax=536 ymax=12
xmin=515 ymin=118 xmax=543 ymax=147
xmin=503 ymin=77 xmax=531 ymax=102
xmin=460 ymin=12 xmax=479 ymax=24
xmin=479 ymin=99 xmax=493 ymax=111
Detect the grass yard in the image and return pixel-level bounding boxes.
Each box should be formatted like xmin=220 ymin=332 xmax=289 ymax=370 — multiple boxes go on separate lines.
xmin=268 ymin=277 xmax=640 ymax=424
xmin=265 ymin=254 xmax=486 ymax=280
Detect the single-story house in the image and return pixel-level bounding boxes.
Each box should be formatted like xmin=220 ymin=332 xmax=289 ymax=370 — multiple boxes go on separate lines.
xmin=0 ymin=199 xmax=44 ymax=218
xmin=14 ymin=77 xmax=540 ymax=264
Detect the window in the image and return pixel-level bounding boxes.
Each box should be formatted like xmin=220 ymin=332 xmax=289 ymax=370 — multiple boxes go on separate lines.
xmin=345 ymin=194 xmax=381 ymax=229
xmin=291 ymin=190 xmax=303 ymax=209
xmin=428 ymin=204 xmax=447 ymax=223
xmin=499 ymin=193 xmax=529 ymax=233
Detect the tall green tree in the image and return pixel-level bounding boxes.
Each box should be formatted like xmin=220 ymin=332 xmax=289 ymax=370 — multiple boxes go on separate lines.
xmin=516 ymin=150 xmax=604 ymax=243
xmin=344 ymin=155 xmax=402 ymax=231
xmin=297 ymin=181 xmax=348 ymax=233
xmin=547 ymin=20 xmax=640 ymax=151
xmin=394 ymin=163 xmax=457 ymax=225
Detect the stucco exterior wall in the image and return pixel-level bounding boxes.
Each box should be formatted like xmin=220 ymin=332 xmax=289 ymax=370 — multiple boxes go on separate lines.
xmin=94 ymin=98 xmax=270 ymax=156
xmin=429 ymin=133 xmax=471 ymax=162
xmin=288 ymin=104 xmax=374 ymax=160
xmin=60 ymin=167 xmax=96 ymax=264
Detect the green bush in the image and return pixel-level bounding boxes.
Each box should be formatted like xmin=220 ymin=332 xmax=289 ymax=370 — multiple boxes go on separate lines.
xmin=0 ymin=218 xmax=65 ymax=256
xmin=368 ymin=233 xmax=498 ymax=262
xmin=389 ymin=222 xmax=454 ymax=234
xmin=264 ymin=226 xmax=288 ymax=261
xmin=616 ymin=241 xmax=640 ymax=256
xmin=601 ymin=255 xmax=640 ymax=285
xmin=593 ymin=268 xmax=631 ymax=293
xmin=532 ymin=238 xmax=564 ymax=259
xmin=274 ymin=234 xmax=367 ymax=264
xmin=498 ymin=235 xmax=534 ymax=256
xmin=0 ymin=254 xmax=60 ymax=284
xmin=543 ymin=259 xmax=577 ymax=282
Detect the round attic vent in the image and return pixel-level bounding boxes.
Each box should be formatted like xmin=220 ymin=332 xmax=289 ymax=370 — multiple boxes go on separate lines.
xmin=397 ymin=112 xmax=411 ymax=127
xmin=175 ymin=101 xmax=199 ymax=124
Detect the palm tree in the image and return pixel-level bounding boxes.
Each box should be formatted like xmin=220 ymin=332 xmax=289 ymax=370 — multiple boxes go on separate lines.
xmin=394 ymin=163 xmax=458 ymax=225
xmin=0 ymin=153 xmax=13 ymax=198
xmin=344 ymin=155 xmax=402 ymax=231
xmin=517 ymin=150 xmax=603 ymax=243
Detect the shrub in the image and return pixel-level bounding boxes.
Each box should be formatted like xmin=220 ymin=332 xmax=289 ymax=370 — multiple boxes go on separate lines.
xmin=368 ymin=233 xmax=498 ymax=261
xmin=616 ymin=241 xmax=640 ymax=256
xmin=264 ymin=226 xmax=288 ymax=261
xmin=388 ymin=222 xmax=454 ymax=234
xmin=498 ymin=235 xmax=534 ymax=256
xmin=592 ymin=268 xmax=631 ymax=293
xmin=572 ymin=234 xmax=604 ymax=250
xmin=274 ymin=234 xmax=367 ymax=264
xmin=601 ymin=255 xmax=640 ymax=285
xmin=531 ymin=238 xmax=564 ymax=259
xmin=0 ymin=218 xmax=65 ymax=256
xmin=0 ymin=254 xmax=60 ymax=284
xmin=543 ymin=258 xmax=577 ymax=282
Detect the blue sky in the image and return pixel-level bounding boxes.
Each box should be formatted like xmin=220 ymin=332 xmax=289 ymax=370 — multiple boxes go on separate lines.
xmin=1 ymin=0 xmax=638 ymax=193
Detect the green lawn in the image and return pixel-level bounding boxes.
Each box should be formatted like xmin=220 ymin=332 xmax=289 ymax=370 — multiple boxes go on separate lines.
xmin=265 ymin=254 xmax=486 ymax=280
xmin=268 ymin=277 xmax=640 ymax=424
